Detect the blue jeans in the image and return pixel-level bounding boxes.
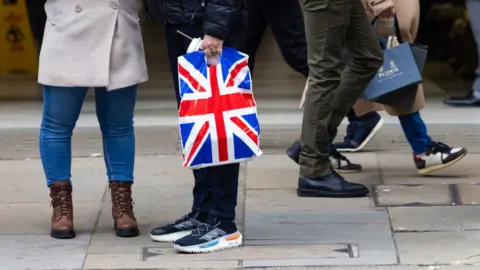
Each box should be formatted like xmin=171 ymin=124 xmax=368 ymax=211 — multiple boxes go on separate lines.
xmin=398 ymin=111 xmax=432 ymax=155
xmin=40 ymin=85 xmax=137 ymax=186
xmin=467 ymin=0 xmax=480 ymax=99
xmin=164 ymin=23 xmax=242 ymax=220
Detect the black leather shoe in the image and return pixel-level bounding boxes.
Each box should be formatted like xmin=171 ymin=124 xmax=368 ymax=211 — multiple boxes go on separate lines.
xmin=443 ymin=92 xmax=480 ymax=106
xmin=297 ymin=172 xmax=369 ymax=198
xmin=286 ymin=140 xmax=362 ymax=173
xmin=286 ymin=140 xmax=301 ymax=164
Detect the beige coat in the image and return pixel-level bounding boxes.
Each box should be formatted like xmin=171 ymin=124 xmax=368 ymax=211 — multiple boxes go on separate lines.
xmin=38 ymin=0 xmax=148 ymax=90
xmin=300 ymin=0 xmax=425 ymax=116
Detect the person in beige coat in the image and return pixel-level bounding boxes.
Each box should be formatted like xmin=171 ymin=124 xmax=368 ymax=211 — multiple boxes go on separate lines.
xmin=291 ymin=0 xmax=467 ymax=176
xmin=38 ymin=0 xmax=147 ymax=239
xmin=331 ymin=0 xmax=468 ymax=176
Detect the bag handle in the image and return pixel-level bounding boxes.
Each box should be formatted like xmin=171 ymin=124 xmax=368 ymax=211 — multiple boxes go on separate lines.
xmin=370 ymin=15 xmax=404 ymax=44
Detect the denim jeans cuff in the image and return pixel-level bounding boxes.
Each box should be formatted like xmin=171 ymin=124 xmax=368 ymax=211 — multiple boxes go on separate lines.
xmin=108 ymin=178 xmax=134 ymax=182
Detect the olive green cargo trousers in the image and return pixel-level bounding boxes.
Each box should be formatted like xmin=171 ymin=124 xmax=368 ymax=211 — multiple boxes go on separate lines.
xmin=298 ymin=0 xmax=384 ymax=178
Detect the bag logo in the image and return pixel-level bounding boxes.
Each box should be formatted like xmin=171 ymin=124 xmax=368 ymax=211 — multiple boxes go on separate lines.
xmin=378 ymin=61 xmax=399 ymax=78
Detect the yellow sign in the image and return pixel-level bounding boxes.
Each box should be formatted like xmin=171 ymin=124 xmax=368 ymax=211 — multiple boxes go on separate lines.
xmin=0 ymin=0 xmax=38 ymax=77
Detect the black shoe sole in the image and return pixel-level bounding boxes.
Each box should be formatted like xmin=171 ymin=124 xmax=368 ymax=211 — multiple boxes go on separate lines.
xmin=51 ymin=229 xmax=76 ymax=239
xmin=114 ymin=223 xmax=140 ymax=238
xmin=297 ymin=188 xmax=369 ymax=198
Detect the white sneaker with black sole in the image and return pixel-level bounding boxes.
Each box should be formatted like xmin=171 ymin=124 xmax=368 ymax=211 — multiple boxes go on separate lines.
xmin=414 ymin=141 xmax=467 ymax=175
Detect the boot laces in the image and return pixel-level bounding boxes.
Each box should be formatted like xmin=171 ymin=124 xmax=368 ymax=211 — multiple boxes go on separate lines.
xmin=111 ymin=182 xmax=135 ymax=219
xmin=50 ymin=185 xmax=73 ymax=220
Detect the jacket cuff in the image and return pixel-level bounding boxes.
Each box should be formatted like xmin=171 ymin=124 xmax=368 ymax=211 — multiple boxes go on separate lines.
xmin=203 ymin=21 xmax=228 ymax=41
xmin=366 ymin=0 xmax=394 ymax=16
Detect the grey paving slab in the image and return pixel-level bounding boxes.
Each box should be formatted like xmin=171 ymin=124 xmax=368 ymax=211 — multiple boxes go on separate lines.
xmin=375 ymin=185 xmax=453 ymax=206
xmin=244 ymin=267 xmax=480 ymax=270
xmin=396 ymin=231 xmax=480 ymax=265
xmin=245 ymin=211 xmax=392 ymax=242
xmin=1 ymin=124 xmax=478 ymax=161
xmin=83 ymin=253 xmax=238 ymax=269
xmin=241 ymin=256 xmax=396 ymax=268
xmin=85 ymin=244 xmax=356 ymax=269
xmin=389 ymin=206 xmax=480 ymax=232
xmin=246 ymin=189 xmax=374 ymax=213
xmin=457 ymin=184 xmax=480 ymax=205
xmin=0 ymin=158 xmax=107 ymax=203
xmin=379 ymin=154 xmax=480 ymax=185
xmin=246 ymin=154 xmax=381 ymax=190
xmin=242 ymin=241 xmax=397 ymax=266
xmin=0 ymin=234 xmax=90 ymax=270
xmin=0 ymin=202 xmax=99 ymax=235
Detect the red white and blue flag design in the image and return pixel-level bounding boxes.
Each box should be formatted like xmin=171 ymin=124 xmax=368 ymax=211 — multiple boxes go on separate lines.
xmin=177 ymin=47 xmax=262 ymax=169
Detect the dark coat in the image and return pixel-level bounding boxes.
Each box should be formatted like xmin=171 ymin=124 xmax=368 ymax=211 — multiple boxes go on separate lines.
xmin=147 ymin=0 xmax=246 ymax=40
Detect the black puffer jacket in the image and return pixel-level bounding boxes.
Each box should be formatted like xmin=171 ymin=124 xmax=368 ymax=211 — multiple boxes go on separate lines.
xmin=147 ymin=0 xmax=245 ymax=41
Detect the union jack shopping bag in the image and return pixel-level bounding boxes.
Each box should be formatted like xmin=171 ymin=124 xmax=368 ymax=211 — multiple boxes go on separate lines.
xmin=177 ymin=47 xmax=262 ymax=169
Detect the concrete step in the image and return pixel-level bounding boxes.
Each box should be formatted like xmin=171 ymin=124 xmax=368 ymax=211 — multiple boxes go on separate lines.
xmin=0 ymin=98 xmax=477 ymax=159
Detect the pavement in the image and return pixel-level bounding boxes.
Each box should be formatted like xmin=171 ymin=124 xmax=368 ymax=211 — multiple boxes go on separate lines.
xmin=0 ymin=98 xmax=480 ymax=270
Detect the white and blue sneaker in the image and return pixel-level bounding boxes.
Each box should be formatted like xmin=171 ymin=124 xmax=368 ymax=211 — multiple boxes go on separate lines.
xmin=173 ymin=217 xmax=242 ymax=253
xmin=150 ymin=212 xmax=206 ymax=242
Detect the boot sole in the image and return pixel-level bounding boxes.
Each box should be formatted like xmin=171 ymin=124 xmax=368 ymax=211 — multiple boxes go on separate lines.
xmin=51 ymin=229 xmax=76 ymax=239
xmin=297 ymin=188 xmax=369 ymax=198
xmin=114 ymin=223 xmax=140 ymax=238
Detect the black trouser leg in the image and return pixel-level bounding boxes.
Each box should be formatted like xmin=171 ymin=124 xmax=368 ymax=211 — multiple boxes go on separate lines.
xmin=25 ymin=0 xmax=47 ymax=52
xmin=244 ymin=0 xmax=268 ymax=73
xmin=165 ymin=23 xmax=240 ymax=220
xmin=262 ymin=0 xmax=309 ymax=77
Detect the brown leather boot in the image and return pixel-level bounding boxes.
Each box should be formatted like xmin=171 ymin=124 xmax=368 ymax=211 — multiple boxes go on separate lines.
xmin=110 ymin=181 xmax=139 ymax=237
xmin=49 ymin=181 xmax=75 ymax=239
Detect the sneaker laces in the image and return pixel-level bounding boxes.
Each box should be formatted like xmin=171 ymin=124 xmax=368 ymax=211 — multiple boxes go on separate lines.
xmin=168 ymin=214 xmax=191 ymax=226
xmin=192 ymin=223 xmax=212 ymax=236
xmin=427 ymin=141 xmax=451 ymax=155
xmin=331 ymin=148 xmax=350 ymax=162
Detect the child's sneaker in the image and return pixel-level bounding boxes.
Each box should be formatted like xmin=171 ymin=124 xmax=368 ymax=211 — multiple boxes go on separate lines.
xmin=414 ymin=141 xmax=467 ymax=175
xmin=150 ymin=212 xmax=206 ymax=242
xmin=173 ymin=216 xmax=242 ymax=253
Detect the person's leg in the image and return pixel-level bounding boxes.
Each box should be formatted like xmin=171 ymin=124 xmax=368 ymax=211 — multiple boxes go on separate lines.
xmin=468 ymin=0 xmax=480 ymax=100
xmin=243 ymin=0 xmax=268 ymax=73
xmin=325 ymin=1 xmax=384 ymax=146
xmin=444 ymin=0 xmax=480 ymax=106
xmin=262 ymin=0 xmax=309 ymax=77
xmin=398 ymin=112 xmax=431 ymax=155
xmin=297 ymin=0 xmax=382 ymax=197
xmin=172 ymin=25 xmax=244 ymax=253
xmin=40 ymin=85 xmax=88 ymax=239
xmin=26 ymin=0 xmax=47 ymax=52
xmin=151 ymin=23 xmax=211 ymax=243
xmin=173 ymin=163 xmax=241 ymax=253
xmin=398 ymin=112 xmax=467 ymax=175
xmin=94 ymin=86 xmax=139 ymax=237
xmin=270 ymin=0 xmax=363 ymax=170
